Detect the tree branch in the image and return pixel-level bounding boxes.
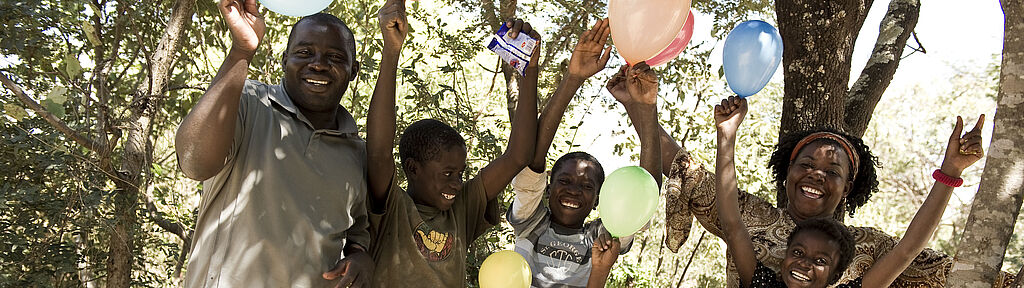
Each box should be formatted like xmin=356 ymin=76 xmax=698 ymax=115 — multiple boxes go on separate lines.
xmin=143 ymin=194 xmax=190 ymax=242
xmin=1 ymin=72 xmax=103 ymax=152
xmin=844 ymin=0 xmax=921 ymax=137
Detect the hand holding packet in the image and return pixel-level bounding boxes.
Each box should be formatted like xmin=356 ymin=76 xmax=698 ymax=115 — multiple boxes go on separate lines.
xmin=487 ymin=23 xmax=538 ymax=76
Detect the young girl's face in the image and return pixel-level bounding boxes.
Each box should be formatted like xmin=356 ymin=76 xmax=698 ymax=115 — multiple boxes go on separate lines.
xmin=781 ymin=230 xmax=842 ymax=288
xmin=547 ymin=159 xmax=601 ymax=229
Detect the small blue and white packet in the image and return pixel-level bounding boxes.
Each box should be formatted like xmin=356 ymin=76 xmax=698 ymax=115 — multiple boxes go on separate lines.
xmin=487 ymin=23 xmax=538 ymax=76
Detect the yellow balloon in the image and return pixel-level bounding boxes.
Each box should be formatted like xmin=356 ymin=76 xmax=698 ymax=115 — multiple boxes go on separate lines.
xmin=609 ymin=0 xmax=692 ymax=65
xmin=479 ymin=250 xmax=531 ymax=288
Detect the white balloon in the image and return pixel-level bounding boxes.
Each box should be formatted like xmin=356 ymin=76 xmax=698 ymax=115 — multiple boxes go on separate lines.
xmin=260 ymin=0 xmax=333 ymax=17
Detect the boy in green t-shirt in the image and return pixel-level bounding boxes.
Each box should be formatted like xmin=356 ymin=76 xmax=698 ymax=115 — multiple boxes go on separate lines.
xmin=364 ymin=1 xmax=540 ymax=285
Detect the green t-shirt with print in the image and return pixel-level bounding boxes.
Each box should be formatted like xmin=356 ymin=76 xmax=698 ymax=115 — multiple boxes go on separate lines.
xmin=368 ymin=172 xmax=499 ymax=287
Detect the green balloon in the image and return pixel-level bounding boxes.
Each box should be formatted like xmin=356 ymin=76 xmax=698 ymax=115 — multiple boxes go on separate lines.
xmin=598 ymin=166 xmax=659 ymax=238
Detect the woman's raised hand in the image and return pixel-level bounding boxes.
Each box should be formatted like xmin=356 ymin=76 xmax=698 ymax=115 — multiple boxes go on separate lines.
xmin=941 ymin=115 xmax=985 ymax=177
xmin=714 ymin=96 xmax=748 ymax=137
xmin=219 ymin=0 xmax=266 ymax=56
xmin=625 ymin=62 xmax=658 ymax=105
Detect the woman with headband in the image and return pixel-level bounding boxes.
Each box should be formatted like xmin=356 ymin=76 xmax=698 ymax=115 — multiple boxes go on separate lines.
xmin=651 ymin=96 xmax=1005 ymax=287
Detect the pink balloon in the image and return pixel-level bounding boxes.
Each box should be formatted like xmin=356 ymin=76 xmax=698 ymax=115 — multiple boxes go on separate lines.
xmin=646 ymin=10 xmax=695 ymax=66
xmin=609 ymin=0 xmax=691 ymax=65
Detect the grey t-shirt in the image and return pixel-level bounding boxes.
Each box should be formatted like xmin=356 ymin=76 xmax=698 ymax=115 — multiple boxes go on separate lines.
xmin=507 ymin=168 xmax=633 ymax=288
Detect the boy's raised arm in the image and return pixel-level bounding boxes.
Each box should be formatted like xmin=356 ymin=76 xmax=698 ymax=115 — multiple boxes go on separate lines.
xmin=175 ymin=0 xmax=265 ymax=181
xmin=529 ymin=19 xmax=612 ymax=173
xmin=712 ymin=96 xmax=756 ymax=286
xmin=862 ymin=115 xmax=986 ymax=287
xmin=479 ymin=19 xmax=540 ymax=201
xmin=366 ymin=0 xmax=407 ymax=212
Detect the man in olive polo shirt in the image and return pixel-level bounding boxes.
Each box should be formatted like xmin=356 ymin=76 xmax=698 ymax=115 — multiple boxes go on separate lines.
xmin=174 ymin=0 xmax=403 ymax=286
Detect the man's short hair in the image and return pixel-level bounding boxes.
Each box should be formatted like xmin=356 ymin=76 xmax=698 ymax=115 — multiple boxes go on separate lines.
xmin=399 ymin=119 xmax=466 ymax=164
xmin=286 ymin=13 xmax=356 ymax=59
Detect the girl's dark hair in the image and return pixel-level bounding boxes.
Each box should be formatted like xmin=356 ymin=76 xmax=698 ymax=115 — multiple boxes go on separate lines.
xmin=767 ymin=128 xmax=879 ymax=217
xmin=550 ymin=152 xmax=605 ymax=187
xmin=399 ymin=119 xmax=466 ymax=164
xmin=787 ymin=218 xmax=856 ymax=285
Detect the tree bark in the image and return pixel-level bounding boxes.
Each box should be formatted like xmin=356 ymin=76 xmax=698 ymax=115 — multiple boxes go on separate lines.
xmin=844 ymin=0 xmax=920 ymax=138
xmin=948 ymin=0 xmax=1024 ymax=286
xmin=775 ymin=0 xmax=869 ymax=136
xmin=105 ymin=0 xmax=195 ymax=286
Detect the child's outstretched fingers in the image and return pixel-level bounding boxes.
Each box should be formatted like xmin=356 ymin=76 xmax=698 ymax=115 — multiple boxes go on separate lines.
xmin=941 ymin=115 xmax=985 ymax=176
xmin=568 ymin=18 xmax=612 ymax=79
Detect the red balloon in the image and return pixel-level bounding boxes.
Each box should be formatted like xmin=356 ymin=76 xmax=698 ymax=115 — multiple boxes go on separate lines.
xmin=646 ymin=10 xmax=695 ymax=66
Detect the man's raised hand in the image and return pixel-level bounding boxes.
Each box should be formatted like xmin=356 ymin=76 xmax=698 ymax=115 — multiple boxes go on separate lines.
xmin=567 ymin=19 xmax=612 ymax=81
xmin=379 ymin=0 xmax=408 ymax=56
xmin=219 ymin=0 xmax=266 ymax=56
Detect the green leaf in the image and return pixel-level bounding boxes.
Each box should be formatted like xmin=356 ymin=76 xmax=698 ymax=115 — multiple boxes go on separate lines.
xmin=46 ymin=86 xmax=68 ymax=105
xmin=65 ymin=54 xmax=82 ymax=77
xmin=41 ymin=99 xmax=65 ymax=118
xmin=82 ymin=21 xmax=100 ymax=47
xmin=3 ymin=103 xmax=29 ymax=121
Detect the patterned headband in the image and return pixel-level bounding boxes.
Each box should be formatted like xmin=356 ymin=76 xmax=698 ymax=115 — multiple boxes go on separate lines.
xmin=789 ymin=132 xmax=861 ymax=180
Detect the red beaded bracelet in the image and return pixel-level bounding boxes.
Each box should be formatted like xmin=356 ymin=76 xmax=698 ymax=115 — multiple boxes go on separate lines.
xmin=933 ymin=169 xmax=963 ymax=187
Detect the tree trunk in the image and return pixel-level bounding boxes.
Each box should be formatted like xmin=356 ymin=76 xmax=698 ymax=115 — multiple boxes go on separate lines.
xmin=775 ymin=0 xmax=869 ymax=136
xmin=105 ymin=0 xmax=195 ymax=286
xmin=947 ymin=0 xmax=1024 ymax=286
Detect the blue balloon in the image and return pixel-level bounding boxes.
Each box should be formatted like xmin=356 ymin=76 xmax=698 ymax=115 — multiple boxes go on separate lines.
xmin=259 ymin=0 xmax=332 ymax=17
xmin=722 ymin=20 xmax=783 ymax=97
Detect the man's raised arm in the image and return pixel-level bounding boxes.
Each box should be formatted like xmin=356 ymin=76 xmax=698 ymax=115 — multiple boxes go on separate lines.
xmin=175 ymin=0 xmax=265 ymax=180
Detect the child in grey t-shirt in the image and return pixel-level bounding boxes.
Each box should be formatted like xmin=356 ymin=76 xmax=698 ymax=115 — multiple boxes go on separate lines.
xmin=507 ymin=155 xmax=635 ymax=288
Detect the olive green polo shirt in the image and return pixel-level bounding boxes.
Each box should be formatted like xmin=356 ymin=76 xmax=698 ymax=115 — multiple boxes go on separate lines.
xmin=185 ymin=80 xmax=370 ymax=288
